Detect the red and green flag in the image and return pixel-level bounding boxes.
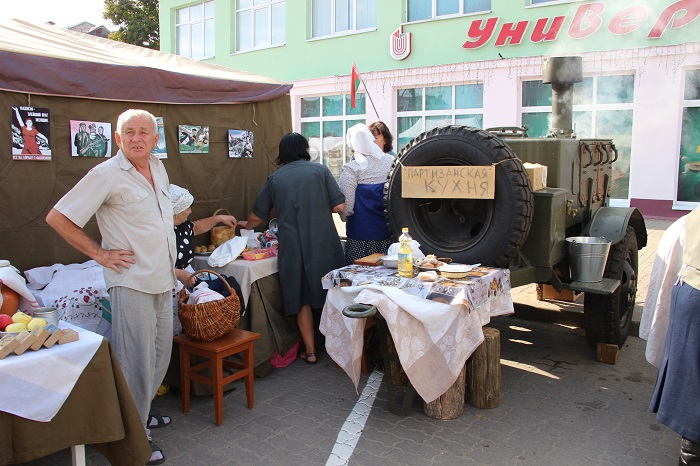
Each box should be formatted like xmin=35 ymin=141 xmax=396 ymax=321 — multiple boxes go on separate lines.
xmin=350 ymin=62 xmax=361 ymax=109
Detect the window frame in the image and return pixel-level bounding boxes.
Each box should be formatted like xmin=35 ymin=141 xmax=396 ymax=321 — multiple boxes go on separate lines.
xmin=235 ymin=0 xmax=286 ymax=53
xmin=311 ymin=0 xmax=377 ymax=39
xmin=520 ymin=74 xmax=635 ymax=200
xmin=299 ymin=92 xmax=366 ymax=181
xmin=406 ymin=0 xmax=491 ymax=23
xmin=175 ymin=1 xmax=215 ymax=60
xmin=396 ymin=83 xmax=484 ymax=151
xmin=675 ymin=68 xmax=700 ymax=208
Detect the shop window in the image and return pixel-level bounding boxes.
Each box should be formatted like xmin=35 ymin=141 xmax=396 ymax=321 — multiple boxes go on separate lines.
xmin=236 ymin=0 xmax=285 ymax=52
xmin=312 ymin=0 xmax=376 ymax=38
xmin=300 ymin=93 xmax=366 ymax=181
xmin=456 ymin=84 xmax=484 ymax=109
xmin=396 ymin=83 xmax=484 ymax=150
xmin=426 ymin=86 xmax=452 ymax=111
xmin=176 ymin=1 xmax=215 ymax=59
xmin=407 ymin=0 xmax=490 ymax=22
xmin=685 ymin=69 xmax=700 ymax=100
xmin=522 ymin=81 xmax=552 ymax=107
xmin=597 ymin=75 xmax=634 ymax=104
xmin=521 ymin=75 xmax=635 ymax=199
xmin=677 ymin=69 xmax=700 ymax=204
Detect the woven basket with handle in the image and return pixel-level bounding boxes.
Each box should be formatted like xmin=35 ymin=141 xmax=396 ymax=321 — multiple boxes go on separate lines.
xmin=177 ymin=269 xmax=240 ymax=341
xmin=210 ymin=209 xmax=235 ymax=246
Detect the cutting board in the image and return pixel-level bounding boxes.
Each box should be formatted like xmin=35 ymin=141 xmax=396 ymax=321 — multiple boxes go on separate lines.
xmin=354 ymin=253 xmax=385 ymax=266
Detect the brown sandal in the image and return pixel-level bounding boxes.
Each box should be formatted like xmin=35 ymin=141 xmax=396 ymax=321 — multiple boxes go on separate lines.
xmin=300 ymin=352 xmax=317 ymax=364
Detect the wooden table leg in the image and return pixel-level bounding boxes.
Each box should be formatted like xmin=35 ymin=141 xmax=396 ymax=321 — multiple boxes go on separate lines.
xmin=213 ymin=352 xmax=224 ymax=426
xmin=179 ymin=343 xmax=191 ymax=414
xmin=244 ymin=344 xmax=255 ymax=409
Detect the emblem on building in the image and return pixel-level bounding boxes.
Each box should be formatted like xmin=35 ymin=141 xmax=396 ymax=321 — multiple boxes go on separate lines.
xmin=390 ymin=25 xmax=411 ymax=60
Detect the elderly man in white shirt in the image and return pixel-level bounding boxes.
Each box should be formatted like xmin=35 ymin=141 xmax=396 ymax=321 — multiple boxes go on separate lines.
xmin=46 ymin=109 xmax=175 ymax=466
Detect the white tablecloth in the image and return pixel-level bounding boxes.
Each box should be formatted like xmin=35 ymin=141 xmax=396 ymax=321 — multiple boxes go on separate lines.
xmin=320 ymin=265 xmax=513 ymax=403
xmin=0 ymin=322 xmax=102 ymax=422
xmin=191 ymin=256 xmax=278 ymax=305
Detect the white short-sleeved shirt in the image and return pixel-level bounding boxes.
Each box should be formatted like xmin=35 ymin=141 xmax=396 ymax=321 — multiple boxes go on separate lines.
xmin=54 ymin=150 xmax=176 ymax=293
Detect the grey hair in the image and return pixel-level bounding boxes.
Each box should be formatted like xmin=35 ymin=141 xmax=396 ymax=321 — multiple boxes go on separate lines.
xmin=116 ymin=109 xmax=157 ymax=134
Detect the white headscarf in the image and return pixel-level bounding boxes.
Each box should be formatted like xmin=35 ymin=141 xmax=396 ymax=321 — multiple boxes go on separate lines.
xmin=346 ymin=123 xmax=387 ymax=170
xmin=170 ymin=184 xmax=194 ymax=215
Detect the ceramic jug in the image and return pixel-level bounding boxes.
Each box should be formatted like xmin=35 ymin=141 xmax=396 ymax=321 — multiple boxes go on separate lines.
xmin=0 ymin=260 xmax=20 ymax=316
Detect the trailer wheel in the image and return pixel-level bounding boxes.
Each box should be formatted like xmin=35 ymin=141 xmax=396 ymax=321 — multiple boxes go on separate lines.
xmin=384 ymin=126 xmax=533 ymax=267
xmin=583 ymin=226 xmax=638 ymax=347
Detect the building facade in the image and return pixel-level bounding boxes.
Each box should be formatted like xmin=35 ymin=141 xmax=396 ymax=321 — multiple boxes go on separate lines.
xmin=159 ymin=0 xmax=700 ymax=218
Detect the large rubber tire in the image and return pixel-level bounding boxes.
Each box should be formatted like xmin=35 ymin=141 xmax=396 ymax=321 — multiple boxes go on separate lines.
xmin=583 ymin=226 xmax=638 ymax=347
xmin=384 ymin=126 xmax=533 ymax=267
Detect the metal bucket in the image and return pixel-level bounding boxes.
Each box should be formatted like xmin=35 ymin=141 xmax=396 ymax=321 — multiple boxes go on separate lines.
xmin=566 ymin=236 xmax=611 ymax=282
xmin=32 ymin=307 xmax=59 ymax=327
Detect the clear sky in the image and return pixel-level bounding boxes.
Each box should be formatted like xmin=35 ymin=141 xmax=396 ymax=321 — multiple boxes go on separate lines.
xmin=2 ymin=0 xmax=113 ymax=28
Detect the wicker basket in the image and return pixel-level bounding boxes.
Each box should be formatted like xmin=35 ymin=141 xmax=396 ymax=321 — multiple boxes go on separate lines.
xmin=177 ymin=270 xmax=241 ymax=341
xmin=210 ymin=209 xmax=235 ymax=246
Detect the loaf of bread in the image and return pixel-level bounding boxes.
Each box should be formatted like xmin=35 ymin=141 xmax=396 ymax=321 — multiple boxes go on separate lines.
xmin=418 ymin=271 xmax=438 ymax=281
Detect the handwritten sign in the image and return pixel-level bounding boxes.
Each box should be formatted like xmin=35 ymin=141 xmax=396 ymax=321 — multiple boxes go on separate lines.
xmin=401 ymin=165 xmax=495 ymax=199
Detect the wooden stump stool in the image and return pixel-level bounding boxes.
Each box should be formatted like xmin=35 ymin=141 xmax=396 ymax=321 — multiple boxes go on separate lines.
xmin=466 ymin=327 xmax=502 ymax=409
xmin=423 ymin=365 xmax=466 ymax=420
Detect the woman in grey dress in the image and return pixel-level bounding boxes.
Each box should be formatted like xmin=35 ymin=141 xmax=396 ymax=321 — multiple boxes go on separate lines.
xmin=238 ymin=133 xmax=345 ymax=364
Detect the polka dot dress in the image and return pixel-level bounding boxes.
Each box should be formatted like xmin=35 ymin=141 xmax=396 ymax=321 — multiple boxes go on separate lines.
xmin=174 ymin=219 xmax=194 ymax=269
xmin=344 ymin=237 xmax=392 ymax=265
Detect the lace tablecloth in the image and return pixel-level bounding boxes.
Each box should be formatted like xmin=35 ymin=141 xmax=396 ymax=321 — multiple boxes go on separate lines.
xmin=320 ymin=265 xmax=513 ymax=403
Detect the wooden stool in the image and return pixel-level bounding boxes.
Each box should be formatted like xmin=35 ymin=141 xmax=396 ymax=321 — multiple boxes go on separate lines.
xmin=173 ymin=329 xmax=261 ymax=426
xmin=424 ymin=365 xmax=466 ymax=420
xmin=466 ymin=327 xmax=502 ymax=409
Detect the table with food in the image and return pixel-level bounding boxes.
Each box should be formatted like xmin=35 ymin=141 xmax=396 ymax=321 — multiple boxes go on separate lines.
xmin=0 ymin=320 xmax=151 ymax=465
xmin=319 ymin=255 xmax=514 ymax=404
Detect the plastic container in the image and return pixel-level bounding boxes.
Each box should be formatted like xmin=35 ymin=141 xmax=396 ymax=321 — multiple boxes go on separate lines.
xmin=242 ymin=247 xmax=278 ymax=261
xmin=566 ymin=236 xmax=611 ymax=282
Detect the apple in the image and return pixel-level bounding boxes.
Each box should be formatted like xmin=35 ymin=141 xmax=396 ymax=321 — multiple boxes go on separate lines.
xmin=27 ymin=318 xmax=47 ymax=331
xmin=0 ymin=314 xmax=12 ymax=331
xmin=12 ymin=312 xmax=32 ymax=326
xmin=5 ymin=322 xmax=27 ymax=333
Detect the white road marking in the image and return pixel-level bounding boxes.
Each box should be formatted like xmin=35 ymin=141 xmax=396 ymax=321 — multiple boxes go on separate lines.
xmin=326 ymin=370 xmax=384 ymax=466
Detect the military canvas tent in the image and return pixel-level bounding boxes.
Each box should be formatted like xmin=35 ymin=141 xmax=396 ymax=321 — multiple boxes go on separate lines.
xmin=0 ymin=19 xmax=292 ymax=272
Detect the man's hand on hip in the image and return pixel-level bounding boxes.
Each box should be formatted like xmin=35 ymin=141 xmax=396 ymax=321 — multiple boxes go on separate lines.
xmin=97 ymin=249 xmax=136 ymax=273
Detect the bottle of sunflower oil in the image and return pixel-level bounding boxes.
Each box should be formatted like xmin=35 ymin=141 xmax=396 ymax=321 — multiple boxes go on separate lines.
xmin=398 ymin=228 xmax=414 ymax=278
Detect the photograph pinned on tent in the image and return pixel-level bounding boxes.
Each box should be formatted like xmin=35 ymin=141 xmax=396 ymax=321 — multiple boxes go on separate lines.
xmin=70 ymin=120 xmax=111 ymax=157
xmin=228 ymin=129 xmax=254 ymax=158
xmin=11 ymin=106 xmax=51 ymax=161
xmin=178 ymin=125 xmax=209 ymax=153
xmin=152 ymin=117 xmax=167 ymax=159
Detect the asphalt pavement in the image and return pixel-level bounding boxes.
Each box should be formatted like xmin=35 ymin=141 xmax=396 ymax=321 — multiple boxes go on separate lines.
xmin=22 ymin=217 xmax=680 ymax=466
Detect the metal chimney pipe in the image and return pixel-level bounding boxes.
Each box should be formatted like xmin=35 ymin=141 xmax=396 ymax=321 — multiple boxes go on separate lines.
xmin=542 ymin=56 xmax=583 ymax=138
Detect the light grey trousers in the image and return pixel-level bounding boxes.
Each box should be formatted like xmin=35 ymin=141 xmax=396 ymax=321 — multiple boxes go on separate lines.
xmin=109 ymin=286 xmax=172 ymax=438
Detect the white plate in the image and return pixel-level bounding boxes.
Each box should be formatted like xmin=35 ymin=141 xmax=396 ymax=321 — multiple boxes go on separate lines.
xmin=381 ymin=255 xmax=398 ymax=269
xmin=437 ymin=264 xmax=473 ymax=273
